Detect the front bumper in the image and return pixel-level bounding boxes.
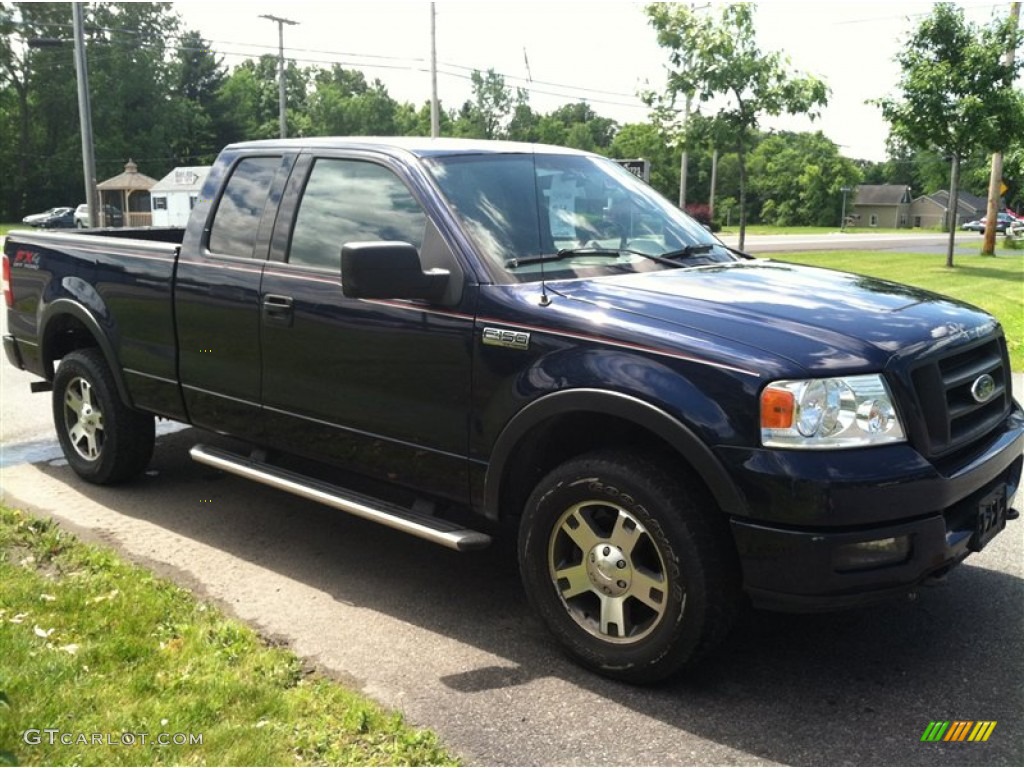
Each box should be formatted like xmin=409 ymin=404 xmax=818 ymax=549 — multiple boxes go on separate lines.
xmin=723 ymin=405 xmax=1024 ymax=611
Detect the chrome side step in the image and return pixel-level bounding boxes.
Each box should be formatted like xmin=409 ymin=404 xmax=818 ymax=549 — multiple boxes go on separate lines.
xmin=189 ymin=444 xmax=492 ymax=551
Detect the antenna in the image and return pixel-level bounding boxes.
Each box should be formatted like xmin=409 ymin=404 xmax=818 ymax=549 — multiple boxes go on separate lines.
xmin=533 ymin=152 xmax=551 ymax=306
xmin=539 ymin=258 xmax=550 ymax=306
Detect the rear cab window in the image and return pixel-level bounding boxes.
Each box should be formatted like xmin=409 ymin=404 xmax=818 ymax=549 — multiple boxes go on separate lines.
xmin=208 ymin=156 xmax=284 ymax=259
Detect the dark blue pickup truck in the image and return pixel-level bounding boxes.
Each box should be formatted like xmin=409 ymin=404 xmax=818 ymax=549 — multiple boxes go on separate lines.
xmin=4 ymin=138 xmax=1021 ymax=683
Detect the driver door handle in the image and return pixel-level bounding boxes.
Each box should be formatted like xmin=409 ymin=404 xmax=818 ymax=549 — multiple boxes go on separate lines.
xmin=262 ymin=294 xmax=294 ymax=327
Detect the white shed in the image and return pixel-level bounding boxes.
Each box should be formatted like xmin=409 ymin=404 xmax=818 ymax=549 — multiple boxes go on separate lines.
xmin=150 ymin=166 xmax=211 ymax=227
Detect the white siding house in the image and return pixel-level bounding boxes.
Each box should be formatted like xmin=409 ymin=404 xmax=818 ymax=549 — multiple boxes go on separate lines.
xmin=150 ymin=166 xmax=211 ymax=227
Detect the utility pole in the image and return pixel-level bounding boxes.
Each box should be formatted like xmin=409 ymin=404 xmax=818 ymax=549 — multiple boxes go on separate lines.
xmin=72 ymin=2 xmax=98 ymax=226
xmin=982 ymin=1 xmax=1020 ymax=256
xmin=260 ymin=14 xmax=298 ymax=139
xmin=29 ymin=4 xmax=98 ymax=225
xmin=430 ymin=3 xmax=439 ymax=137
xmin=840 ymin=186 xmax=851 ymax=231
xmin=678 ymin=91 xmax=692 ymax=209
xmin=708 ymin=148 xmax=718 ymax=221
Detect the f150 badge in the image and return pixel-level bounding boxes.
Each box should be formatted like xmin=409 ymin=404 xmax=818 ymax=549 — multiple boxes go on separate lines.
xmin=482 ymin=327 xmax=531 ymax=351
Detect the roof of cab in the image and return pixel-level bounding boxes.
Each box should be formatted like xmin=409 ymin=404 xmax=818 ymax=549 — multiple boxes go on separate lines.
xmin=223 ymin=136 xmax=595 ymax=159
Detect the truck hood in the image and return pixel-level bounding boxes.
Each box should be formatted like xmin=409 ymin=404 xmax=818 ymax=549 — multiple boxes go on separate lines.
xmin=551 ymin=261 xmax=998 ymax=374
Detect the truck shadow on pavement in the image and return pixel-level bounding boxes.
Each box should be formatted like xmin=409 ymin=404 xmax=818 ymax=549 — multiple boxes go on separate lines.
xmin=23 ymin=427 xmax=1024 ymax=767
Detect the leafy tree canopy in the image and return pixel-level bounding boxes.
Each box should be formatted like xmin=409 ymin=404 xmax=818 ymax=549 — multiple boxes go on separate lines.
xmin=876 ymin=2 xmax=1024 ymax=265
xmin=644 ymin=2 xmax=828 ymax=248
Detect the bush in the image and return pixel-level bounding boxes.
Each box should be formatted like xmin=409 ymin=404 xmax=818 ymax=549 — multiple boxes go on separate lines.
xmin=684 ymin=203 xmax=721 ymax=232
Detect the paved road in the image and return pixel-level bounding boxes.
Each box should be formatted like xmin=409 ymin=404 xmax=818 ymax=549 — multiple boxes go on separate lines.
xmin=2 ymin=430 xmax=1022 ymax=766
xmin=720 ymin=231 xmax=982 ymax=255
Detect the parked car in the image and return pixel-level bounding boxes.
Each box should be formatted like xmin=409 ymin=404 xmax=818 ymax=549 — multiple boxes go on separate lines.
xmin=21 ymin=206 xmax=73 ymax=227
xmin=73 ymin=204 xmax=124 ymax=228
xmin=961 ymin=212 xmax=1020 ymax=233
xmin=33 ymin=207 xmax=76 ymax=229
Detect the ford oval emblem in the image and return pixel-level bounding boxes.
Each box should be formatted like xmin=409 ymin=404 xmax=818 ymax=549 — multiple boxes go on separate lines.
xmin=970 ymin=374 xmax=996 ymax=404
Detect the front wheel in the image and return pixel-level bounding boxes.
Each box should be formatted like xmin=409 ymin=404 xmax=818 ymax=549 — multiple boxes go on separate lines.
xmin=52 ymin=348 xmax=155 ymax=484
xmin=518 ymin=450 xmax=739 ymax=684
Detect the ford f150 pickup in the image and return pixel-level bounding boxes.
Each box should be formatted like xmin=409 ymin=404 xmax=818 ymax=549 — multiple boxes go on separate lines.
xmin=4 ymin=138 xmax=1022 ymax=683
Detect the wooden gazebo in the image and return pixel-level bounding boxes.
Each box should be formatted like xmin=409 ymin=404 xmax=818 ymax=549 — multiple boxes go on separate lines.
xmin=96 ymin=159 xmax=157 ymax=227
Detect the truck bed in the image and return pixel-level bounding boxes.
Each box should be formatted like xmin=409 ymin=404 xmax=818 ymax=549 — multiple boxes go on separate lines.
xmin=4 ymin=227 xmax=185 ymax=420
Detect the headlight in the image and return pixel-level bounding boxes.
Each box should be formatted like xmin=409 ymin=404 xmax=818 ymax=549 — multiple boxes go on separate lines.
xmin=760 ymin=374 xmax=905 ymax=449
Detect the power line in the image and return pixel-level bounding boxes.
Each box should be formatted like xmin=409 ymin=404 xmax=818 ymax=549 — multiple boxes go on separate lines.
xmin=20 ymin=36 xmax=652 ymax=111
xmin=10 ymin=17 xmax=650 ymax=104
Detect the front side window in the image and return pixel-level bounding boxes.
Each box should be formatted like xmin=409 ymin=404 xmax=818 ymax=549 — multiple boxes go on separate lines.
xmin=425 ymin=152 xmax=731 ymax=283
xmin=208 ymin=156 xmax=280 ymax=258
xmin=288 ymin=159 xmax=427 ymax=270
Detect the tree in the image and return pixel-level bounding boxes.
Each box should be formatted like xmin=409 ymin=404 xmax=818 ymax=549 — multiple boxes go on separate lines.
xmin=747 ymin=131 xmax=861 ymax=226
xmin=169 ymin=30 xmax=229 ymax=164
xmin=219 ymin=56 xmax=269 ymax=140
xmin=0 ymin=2 xmax=75 ymax=217
xmin=1004 ymin=141 xmax=1024 ymax=212
xmin=451 ymin=68 xmax=516 ymax=139
xmin=877 ymin=3 xmax=1024 ymax=266
xmin=86 ymin=2 xmax=183 ymax=179
xmin=644 ymin=3 xmax=828 ymax=249
xmin=0 ymin=2 xmax=185 ymax=217
xmin=307 ymin=67 xmax=402 ymax=136
xmin=507 ymin=100 xmax=540 ymax=142
xmin=607 ymin=122 xmax=680 ymax=201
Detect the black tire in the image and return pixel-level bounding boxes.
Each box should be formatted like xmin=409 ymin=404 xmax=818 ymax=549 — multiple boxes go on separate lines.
xmin=518 ymin=450 xmax=739 ymax=684
xmin=52 ymin=348 xmax=155 ymax=484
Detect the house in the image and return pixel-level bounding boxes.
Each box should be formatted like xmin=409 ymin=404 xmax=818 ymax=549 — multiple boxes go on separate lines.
xmin=909 ymin=190 xmax=987 ymax=230
xmin=150 ymin=166 xmax=211 ymax=227
xmin=850 ymin=185 xmax=912 ymax=228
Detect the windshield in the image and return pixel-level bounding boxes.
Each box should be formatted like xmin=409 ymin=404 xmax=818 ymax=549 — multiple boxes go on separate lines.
xmin=424 ymin=151 xmax=734 ymax=283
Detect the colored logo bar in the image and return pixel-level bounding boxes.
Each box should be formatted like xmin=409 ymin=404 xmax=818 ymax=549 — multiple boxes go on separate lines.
xmin=921 ymin=721 xmax=997 ymax=742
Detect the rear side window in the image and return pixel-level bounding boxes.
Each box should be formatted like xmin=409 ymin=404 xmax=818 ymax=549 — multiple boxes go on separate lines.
xmin=288 ymin=159 xmax=427 ymax=270
xmin=208 ymin=156 xmax=280 ymax=258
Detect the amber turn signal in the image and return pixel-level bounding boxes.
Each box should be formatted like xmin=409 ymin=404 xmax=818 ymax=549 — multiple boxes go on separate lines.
xmin=760 ymin=386 xmax=794 ymax=429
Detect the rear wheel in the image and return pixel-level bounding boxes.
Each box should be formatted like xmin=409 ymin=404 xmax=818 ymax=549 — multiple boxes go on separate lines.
xmin=518 ymin=450 xmax=739 ymax=684
xmin=52 ymin=348 xmax=154 ymax=484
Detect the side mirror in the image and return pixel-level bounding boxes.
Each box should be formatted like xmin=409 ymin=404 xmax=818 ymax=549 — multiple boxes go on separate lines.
xmin=341 ymin=241 xmax=450 ymax=303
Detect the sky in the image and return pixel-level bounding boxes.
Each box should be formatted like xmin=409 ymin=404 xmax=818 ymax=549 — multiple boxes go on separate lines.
xmin=172 ymin=1 xmax=1018 ymax=163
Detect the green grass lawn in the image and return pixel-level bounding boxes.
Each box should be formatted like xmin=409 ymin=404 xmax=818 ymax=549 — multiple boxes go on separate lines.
xmin=771 ymin=251 xmax=1023 ymax=371
xmin=717 ymin=225 xmax=918 ymax=236
xmin=0 ymin=506 xmax=457 ymax=767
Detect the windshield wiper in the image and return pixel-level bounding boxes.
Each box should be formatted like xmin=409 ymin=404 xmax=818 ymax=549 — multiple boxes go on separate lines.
xmin=659 ymin=243 xmax=714 ymax=260
xmin=504 ymin=249 xmax=624 ymax=268
xmin=719 ymin=243 xmax=756 ymax=260
xmin=505 ymin=244 xmax=715 ymax=269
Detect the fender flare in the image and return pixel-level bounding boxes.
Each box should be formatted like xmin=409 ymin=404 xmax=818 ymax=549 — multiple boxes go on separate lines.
xmin=39 ymin=298 xmax=133 ymax=406
xmin=483 ymin=388 xmax=749 ymax=520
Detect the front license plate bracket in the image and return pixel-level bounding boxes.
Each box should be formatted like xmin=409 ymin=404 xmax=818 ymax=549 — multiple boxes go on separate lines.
xmin=970 ymin=485 xmax=1008 ymax=552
